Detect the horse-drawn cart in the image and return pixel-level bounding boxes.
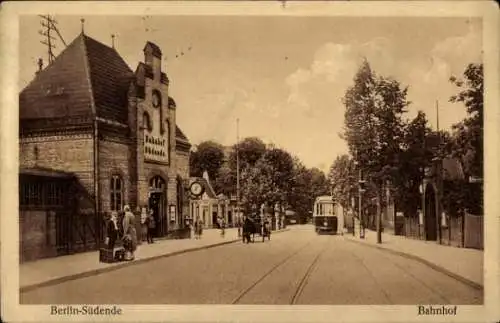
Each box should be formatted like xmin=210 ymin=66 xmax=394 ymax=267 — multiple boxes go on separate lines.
xmin=242 ymin=216 xmax=271 ymax=243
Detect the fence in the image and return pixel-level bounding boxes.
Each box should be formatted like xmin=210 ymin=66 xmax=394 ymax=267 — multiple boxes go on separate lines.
xmin=440 ymin=216 xmax=463 ymax=248
xmin=20 ymin=208 xmax=105 ymax=262
xmin=403 ymin=212 xmax=483 ymax=250
xmin=464 ymin=212 xmax=483 ymax=249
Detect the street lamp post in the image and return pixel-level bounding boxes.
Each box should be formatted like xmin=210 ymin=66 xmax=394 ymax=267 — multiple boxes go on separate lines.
xmin=376 ymin=182 xmax=383 ymax=244
xmin=355 ymin=160 xmax=365 ymax=239
xmin=236 ymin=118 xmax=241 ymax=237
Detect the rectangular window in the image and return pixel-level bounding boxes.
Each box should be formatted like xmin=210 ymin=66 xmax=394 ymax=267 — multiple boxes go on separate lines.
xmin=116 ymin=193 xmax=122 ymax=212
xmin=110 ymin=175 xmax=124 ymax=212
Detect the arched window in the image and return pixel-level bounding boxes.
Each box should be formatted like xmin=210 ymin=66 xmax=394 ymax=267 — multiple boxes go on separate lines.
xmin=110 ymin=175 xmax=124 ymax=211
xmin=143 ymin=111 xmax=152 ymax=132
xmin=150 ymin=175 xmax=166 ymax=190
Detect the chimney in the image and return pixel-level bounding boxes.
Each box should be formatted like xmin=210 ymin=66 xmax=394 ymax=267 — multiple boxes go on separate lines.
xmin=36 ymin=58 xmax=43 ymax=75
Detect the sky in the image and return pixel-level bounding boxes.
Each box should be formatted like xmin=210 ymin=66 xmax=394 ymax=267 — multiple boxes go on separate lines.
xmin=19 ymin=15 xmax=482 ymax=173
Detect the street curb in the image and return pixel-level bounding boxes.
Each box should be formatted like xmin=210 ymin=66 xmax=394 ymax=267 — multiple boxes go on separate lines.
xmin=20 ymin=228 xmax=290 ymax=293
xmin=343 ymin=236 xmax=483 ymax=291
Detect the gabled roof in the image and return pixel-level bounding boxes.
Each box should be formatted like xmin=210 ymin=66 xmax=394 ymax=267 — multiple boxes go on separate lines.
xmin=443 ymin=157 xmax=465 ymax=181
xmin=20 ymin=33 xmax=134 ymax=125
xmin=176 ymin=125 xmax=189 ymax=142
xmin=144 ymin=41 xmax=162 ymax=58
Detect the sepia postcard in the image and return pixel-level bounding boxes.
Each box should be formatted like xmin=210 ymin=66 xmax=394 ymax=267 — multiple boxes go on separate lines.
xmin=1 ymin=1 xmax=499 ymax=322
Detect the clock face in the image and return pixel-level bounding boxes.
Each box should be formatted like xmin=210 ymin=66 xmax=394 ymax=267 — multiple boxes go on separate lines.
xmin=152 ymin=91 xmax=161 ymax=108
xmin=190 ymin=182 xmax=204 ymax=196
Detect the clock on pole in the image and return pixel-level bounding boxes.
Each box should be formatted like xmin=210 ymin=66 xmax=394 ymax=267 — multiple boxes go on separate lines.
xmin=189 ymin=181 xmax=204 ymax=197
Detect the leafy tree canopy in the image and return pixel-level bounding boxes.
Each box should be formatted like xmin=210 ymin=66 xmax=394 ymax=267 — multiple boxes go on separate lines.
xmin=189 ymin=141 xmax=225 ymax=182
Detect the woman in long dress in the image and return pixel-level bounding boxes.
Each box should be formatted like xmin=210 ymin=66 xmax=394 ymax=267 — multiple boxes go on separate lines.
xmin=122 ymin=205 xmax=138 ymax=261
xmin=140 ymin=207 xmax=148 ymax=242
xmin=105 ymin=211 xmax=119 ymax=250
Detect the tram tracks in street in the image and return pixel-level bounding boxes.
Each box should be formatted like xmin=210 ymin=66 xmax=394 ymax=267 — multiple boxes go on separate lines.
xmin=374 ymin=250 xmax=452 ymax=303
xmin=231 ymin=237 xmax=329 ymax=305
xmin=289 ymin=240 xmax=328 ymax=304
xmin=348 ymin=242 xmax=452 ymax=304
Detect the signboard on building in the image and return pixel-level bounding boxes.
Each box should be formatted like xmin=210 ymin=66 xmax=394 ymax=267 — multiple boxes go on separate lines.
xmin=169 ymin=205 xmax=176 ymax=222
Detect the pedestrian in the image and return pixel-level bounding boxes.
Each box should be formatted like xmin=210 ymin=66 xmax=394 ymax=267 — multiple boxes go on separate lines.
xmin=140 ymin=207 xmax=148 ymax=242
xmin=243 ymin=216 xmax=252 ymax=243
xmin=148 ymin=210 xmax=156 ymax=243
xmin=105 ymin=211 xmax=119 ymax=251
xmin=220 ymin=218 xmax=226 ymax=238
xmin=198 ymin=218 xmax=204 ymax=239
xmin=193 ymin=218 xmax=199 ymax=239
xmin=122 ymin=205 xmax=138 ymax=261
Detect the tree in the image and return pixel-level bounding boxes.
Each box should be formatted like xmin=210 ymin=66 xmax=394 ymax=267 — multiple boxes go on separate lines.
xmin=342 ymin=60 xmax=378 ymax=169
xmin=448 ymin=63 xmax=484 ymax=214
xmin=309 ymin=168 xmax=330 ymax=198
xmin=229 ymin=137 xmax=267 ymax=170
xmin=395 ymin=111 xmax=434 ymax=218
xmin=259 ymin=147 xmax=295 ymax=206
xmin=342 ymin=59 xmax=410 ymax=231
xmin=239 ymin=159 xmax=274 ymax=215
xmin=218 ymin=137 xmax=268 ymax=197
xmin=449 ymin=63 xmax=483 ymax=179
xmin=214 ymin=162 xmax=234 ymax=197
xmin=328 ymin=154 xmax=357 ymax=209
xmin=189 ymin=141 xmax=225 ymax=189
xmin=288 ymin=158 xmax=313 ymax=220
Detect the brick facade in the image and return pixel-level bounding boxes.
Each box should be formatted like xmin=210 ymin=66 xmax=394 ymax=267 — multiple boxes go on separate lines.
xmin=98 ymin=139 xmax=131 ymax=212
xmin=19 ymin=34 xmax=192 ymax=261
xmin=20 ymin=135 xmax=95 ymax=193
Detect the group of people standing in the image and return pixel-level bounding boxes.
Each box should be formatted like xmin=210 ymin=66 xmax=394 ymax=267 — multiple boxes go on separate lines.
xmin=192 ymin=217 xmax=204 ymax=239
xmin=105 ymin=205 xmax=139 ymax=261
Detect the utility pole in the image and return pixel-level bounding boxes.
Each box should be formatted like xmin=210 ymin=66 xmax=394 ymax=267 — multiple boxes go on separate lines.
xmin=358 ymin=168 xmax=365 ymax=239
xmin=39 ymin=15 xmax=67 ymax=65
xmin=355 ymin=151 xmax=365 ymax=240
xmin=376 ymin=182 xmax=383 ymax=244
xmin=236 ymin=118 xmax=241 ymax=237
xmin=436 ymin=100 xmax=443 ymax=245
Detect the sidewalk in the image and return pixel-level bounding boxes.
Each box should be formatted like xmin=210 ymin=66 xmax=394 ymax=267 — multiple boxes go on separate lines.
xmin=20 ymin=228 xmax=289 ymax=292
xmin=343 ymin=229 xmax=483 ymax=289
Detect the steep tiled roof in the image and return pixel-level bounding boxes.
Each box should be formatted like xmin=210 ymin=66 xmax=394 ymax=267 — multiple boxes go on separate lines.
xmin=443 ymin=157 xmax=465 ymax=181
xmin=144 ymin=41 xmax=162 ymax=58
xmin=84 ymin=35 xmax=134 ymax=124
xmin=176 ymin=125 xmax=189 ymax=142
xmin=20 ymin=33 xmax=189 ymax=144
xmin=20 ymin=34 xmax=94 ymax=120
xmin=20 ymin=33 xmax=134 ymax=124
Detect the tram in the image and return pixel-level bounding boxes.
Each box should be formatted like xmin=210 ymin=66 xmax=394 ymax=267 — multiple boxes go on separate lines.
xmin=313 ymin=196 xmax=340 ymax=234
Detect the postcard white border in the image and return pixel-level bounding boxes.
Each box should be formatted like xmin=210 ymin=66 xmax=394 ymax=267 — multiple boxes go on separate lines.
xmin=1 ymin=1 xmax=499 ymax=323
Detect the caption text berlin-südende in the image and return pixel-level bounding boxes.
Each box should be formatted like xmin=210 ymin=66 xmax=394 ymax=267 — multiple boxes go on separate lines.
xmin=51 ymin=305 xmax=122 ymax=316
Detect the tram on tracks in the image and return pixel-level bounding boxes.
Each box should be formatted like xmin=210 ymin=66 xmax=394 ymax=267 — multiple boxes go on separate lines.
xmin=313 ymin=196 xmax=343 ymax=235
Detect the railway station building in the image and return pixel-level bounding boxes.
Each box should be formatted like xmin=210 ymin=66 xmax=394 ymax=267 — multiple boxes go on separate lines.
xmin=19 ymin=31 xmax=192 ymax=261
